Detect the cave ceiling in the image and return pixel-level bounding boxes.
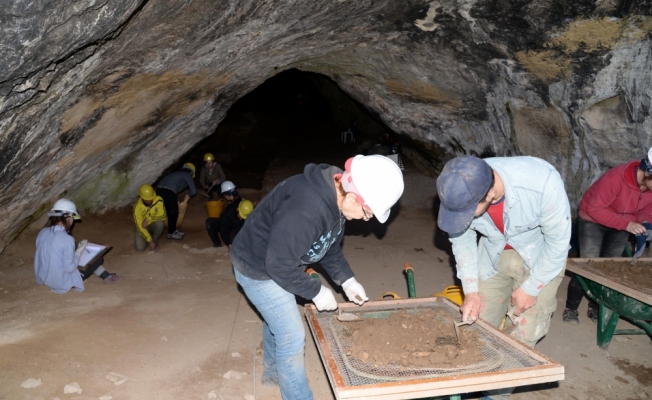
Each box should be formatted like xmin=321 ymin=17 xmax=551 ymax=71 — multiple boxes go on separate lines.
xmin=0 ymin=0 xmax=651 ymax=251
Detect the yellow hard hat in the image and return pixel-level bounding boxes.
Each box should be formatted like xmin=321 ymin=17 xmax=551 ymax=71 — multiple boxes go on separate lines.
xmin=138 ymin=184 xmax=156 ymax=201
xmin=183 ymin=162 xmax=196 ymax=178
xmin=203 ymin=153 xmax=215 ymax=162
xmin=238 ymin=200 xmax=254 ymax=219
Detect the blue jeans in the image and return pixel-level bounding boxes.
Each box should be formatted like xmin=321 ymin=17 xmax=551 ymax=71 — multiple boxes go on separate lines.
xmin=233 ymin=264 xmax=314 ymax=400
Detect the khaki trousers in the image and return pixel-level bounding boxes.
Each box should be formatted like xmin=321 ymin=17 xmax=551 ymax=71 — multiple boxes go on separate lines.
xmin=478 ymin=249 xmax=565 ymax=348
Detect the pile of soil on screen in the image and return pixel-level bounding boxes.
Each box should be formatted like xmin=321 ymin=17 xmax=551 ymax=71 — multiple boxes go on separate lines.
xmin=339 ymin=309 xmax=485 ymax=369
xmin=584 ymin=260 xmax=652 ymax=293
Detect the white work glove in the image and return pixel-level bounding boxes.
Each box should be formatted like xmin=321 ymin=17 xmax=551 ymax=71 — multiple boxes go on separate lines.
xmin=341 ymin=277 xmax=369 ymax=305
xmin=74 ymin=240 xmax=88 ymax=257
xmin=312 ymin=286 xmax=338 ymax=311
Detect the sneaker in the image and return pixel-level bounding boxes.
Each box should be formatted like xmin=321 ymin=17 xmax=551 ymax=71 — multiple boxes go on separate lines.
xmin=104 ymin=274 xmax=122 ymax=284
xmin=166 ymin=230 xmax=185 ymax=240
xmin=587 ymin=307 xmax=599 ymax=323
xmin=562 ymin=308 xmax=580 ymax=324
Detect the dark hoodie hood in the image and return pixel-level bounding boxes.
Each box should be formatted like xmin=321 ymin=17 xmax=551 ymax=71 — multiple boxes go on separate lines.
xmin=304 ymin=163 xmax=343 ymax=218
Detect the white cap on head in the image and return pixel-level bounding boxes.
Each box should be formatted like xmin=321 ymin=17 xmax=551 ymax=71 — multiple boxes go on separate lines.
xmin=343 ymin=155 xmax=404 ymax=223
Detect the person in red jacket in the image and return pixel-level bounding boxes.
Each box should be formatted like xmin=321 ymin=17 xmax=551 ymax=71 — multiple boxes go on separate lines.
xmin=563 ymin=148 xmax=652 ymax=324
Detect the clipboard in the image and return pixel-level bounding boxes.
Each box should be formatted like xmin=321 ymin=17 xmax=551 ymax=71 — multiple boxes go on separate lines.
xmin=77 ymin=243 xmax=113 ymax=271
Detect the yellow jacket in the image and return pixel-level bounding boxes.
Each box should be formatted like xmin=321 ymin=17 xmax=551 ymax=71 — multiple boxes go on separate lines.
xmin=133 ymin=196 xmax=167 ymax=242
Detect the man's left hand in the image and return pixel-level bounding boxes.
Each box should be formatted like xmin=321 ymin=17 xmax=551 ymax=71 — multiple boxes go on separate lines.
xmin=511 ymin=287 xmax=537 ymax=316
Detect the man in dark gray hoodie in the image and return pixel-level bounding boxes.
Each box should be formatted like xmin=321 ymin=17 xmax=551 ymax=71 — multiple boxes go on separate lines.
xmin=231 ymin=155 xmax=404 ymax=400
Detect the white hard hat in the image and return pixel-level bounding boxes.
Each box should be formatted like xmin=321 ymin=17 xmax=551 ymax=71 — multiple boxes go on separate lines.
xmin=221 ymin=181 xmax=236 ymax=194
xmin=48 ymin=198 xmax=81 ymax=220
xmin=347 ymin=155 xmax=404 ymax=223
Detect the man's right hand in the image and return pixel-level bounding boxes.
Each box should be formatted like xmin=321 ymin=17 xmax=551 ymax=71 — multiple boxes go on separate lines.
xmin=627 ymin=221 xmax=647 ymax=235
xmin=460 ymin=292 xmax=484 ymax=323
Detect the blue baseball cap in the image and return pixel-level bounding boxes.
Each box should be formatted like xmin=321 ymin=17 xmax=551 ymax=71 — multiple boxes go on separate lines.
xmin=436 ymin=156 xmax=493 ymax=234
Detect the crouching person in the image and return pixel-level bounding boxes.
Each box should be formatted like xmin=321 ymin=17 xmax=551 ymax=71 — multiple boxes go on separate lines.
xmin=134 ymin=184 xmax=166 ymax=252
xmin=35 ymin=199 xmax=121 ymax=294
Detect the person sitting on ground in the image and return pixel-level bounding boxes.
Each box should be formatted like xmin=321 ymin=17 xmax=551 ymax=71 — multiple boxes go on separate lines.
xmin=133 ymin=184 xmax=167 ymax=252
xmin=221 ymin=199 xmax=254 ymax=250
xmin=156 ymin=163 xmax=197 ymax=240
xmin=34 ymin=198 xmax=121 ymax=293
xmin=563 ymin=147 xmax=652 ymax=325
xmin=199 ymin=153 xmax=226 ymax=199
xmin=205 ymin=181 xmax=241 ymax=248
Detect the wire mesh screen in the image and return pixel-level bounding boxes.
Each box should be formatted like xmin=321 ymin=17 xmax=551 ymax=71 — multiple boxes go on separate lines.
xmin=312 ymin=301 xmax=546 ymax=387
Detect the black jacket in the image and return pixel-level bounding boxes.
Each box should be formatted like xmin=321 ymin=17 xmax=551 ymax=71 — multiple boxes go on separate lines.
xmin=231 ymin=163 xmax=354 ymax=300
xmin=221 ymin=197 xmax=244 ymax=246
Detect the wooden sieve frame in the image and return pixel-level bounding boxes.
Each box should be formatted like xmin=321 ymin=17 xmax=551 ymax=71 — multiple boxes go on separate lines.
xmin=306 ymin=297 xmax=564 ymax=400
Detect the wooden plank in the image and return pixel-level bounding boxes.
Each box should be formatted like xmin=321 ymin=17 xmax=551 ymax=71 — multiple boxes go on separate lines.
xmin=566 ymin=258 xmax=652 ymax=305
xmin=334 ymin=372 xmax=565 ymax=400
xmin=305 ymin=305 xmax=346 ymax=390
xmin=306 ymin=298 xmax=564 ymax=400
xmin=335 ymin=371 xmax=565 ymax=399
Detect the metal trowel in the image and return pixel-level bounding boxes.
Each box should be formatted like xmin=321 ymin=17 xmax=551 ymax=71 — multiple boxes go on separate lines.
xmin=336 ymin=308 xmax=361 ymax=322
xmin=453 ymin=319 xmax=472 ymax=344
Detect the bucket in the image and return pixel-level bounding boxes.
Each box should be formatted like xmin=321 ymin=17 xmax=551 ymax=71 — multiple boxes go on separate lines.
xmin=206 ymin=199 xmax=226 ymax=218
xmin=431 ymin=285 xmax=465 ymax=306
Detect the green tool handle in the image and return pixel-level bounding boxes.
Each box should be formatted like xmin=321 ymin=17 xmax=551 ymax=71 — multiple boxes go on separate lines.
xmin=404 ymin=263 xmax=416 ymax=298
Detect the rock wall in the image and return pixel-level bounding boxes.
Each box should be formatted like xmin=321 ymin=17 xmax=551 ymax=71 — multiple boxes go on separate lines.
xmin=0 ymin=0 xmax=651 ymax=251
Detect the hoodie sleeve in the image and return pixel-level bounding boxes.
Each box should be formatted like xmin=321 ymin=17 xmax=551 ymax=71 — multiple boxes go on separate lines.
xmin=584 ymin=169 xmax=635 ymax=230
xmin=264 ymin=209 xmax=323 ymax=300
xmin=635 ymin=201 xmax=652 ymax=224
xmin=317 ymin=232 xmax=354 ymax=286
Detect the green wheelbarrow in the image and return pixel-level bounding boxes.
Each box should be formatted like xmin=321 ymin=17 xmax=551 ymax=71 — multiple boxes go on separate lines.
xmin=567 ymin=258 xmax=652 ymax=349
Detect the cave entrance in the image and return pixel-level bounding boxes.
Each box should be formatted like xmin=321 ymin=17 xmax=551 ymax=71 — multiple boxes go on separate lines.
xmin=185 ymin=69 xmax=394 ymax=191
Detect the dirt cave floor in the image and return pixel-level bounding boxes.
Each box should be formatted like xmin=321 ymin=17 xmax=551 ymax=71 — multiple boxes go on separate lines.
xmin=1 ymin=163 xmax=652 ymax=400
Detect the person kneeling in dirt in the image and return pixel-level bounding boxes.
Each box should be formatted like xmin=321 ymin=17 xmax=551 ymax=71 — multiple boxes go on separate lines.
xmin=230 ymin=155 xmax=404 ymax=399
xmin=220 ymin=199 xmax=254 ymax=250
xmin=34 ymin=199 xmax=122 ymax=294
xmin=133 ymin=184 xmax=166 ymax=252
xmin=156 ymin=163 xmax=197 ymax=241
xmin=199 ymin=153 xmax=225 ymax=199
xmin=563 ymin=147 xmax=652 ymax=325
xmin=205 ymin=181 xmax=241 ymax=248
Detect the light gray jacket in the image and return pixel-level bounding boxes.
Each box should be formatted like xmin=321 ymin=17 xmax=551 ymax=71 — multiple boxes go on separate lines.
xmin=449 ymin=156 xmax=571 ymax=296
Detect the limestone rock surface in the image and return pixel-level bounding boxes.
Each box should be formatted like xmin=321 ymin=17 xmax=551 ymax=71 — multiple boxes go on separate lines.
xmin=1 ymin=0 xmax=651 ymax=250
